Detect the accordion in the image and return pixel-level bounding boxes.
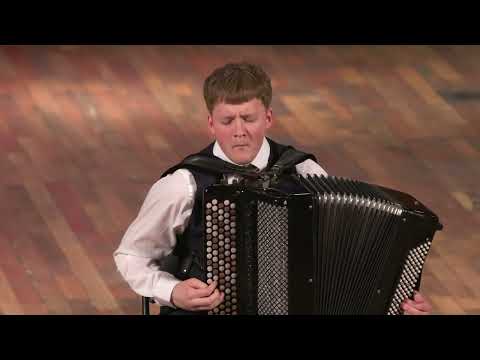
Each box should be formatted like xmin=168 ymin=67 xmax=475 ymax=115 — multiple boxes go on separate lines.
xmin=202 ymin=174 xmax=442 ymax=315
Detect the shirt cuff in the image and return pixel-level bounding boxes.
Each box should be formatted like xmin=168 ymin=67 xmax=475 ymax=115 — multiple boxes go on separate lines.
xmin=153 ymin=276 xmax=182 ymax=308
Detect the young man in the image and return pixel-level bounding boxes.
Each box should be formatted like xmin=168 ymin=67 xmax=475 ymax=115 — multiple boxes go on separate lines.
xmin=113 ymin=62 xmax=432 ymax=315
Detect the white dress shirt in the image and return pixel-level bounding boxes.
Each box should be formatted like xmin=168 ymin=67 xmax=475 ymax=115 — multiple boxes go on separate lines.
xmin=113 ymin=137 xmax=327 ymax=307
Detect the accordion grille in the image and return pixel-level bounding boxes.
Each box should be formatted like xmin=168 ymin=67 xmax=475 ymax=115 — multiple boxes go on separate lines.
xmin=257 ymin=201 xmax=289 ymax=315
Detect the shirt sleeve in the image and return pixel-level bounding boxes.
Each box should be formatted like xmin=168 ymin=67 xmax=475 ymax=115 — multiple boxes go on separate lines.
xmin=295 ymin=158 xmax=328 ymax=176
xmin=113 ymin=168 xmax=196 ymax=307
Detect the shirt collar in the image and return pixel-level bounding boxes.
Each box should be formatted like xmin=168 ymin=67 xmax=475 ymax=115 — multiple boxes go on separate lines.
xmin=213 ymin=137 xmax=270 ymax=170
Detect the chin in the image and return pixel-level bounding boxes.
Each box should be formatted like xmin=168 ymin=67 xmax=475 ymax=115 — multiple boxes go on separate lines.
xmin=231 ymin=153 xmax=253 ymax=165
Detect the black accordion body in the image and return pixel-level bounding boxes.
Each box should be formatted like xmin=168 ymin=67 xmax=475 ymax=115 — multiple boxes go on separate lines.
xmin=202 ymin=174 xmax=442 ymax=315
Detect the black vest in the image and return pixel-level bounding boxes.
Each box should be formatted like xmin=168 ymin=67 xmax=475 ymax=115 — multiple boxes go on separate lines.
xmin=159 ymin=137 xmax=317 ymax=315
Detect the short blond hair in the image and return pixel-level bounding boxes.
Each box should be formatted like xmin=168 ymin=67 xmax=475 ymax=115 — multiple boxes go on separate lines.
xmin=203 ymin=62 xmax=272 ymax=114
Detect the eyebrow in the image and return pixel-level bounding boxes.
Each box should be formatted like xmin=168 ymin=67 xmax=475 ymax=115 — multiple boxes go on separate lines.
xmin=221 ymin=113 xmax=255 ymax=121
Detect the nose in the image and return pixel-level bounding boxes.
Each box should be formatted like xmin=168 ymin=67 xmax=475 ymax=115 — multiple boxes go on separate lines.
xmin=233 ymin=117 xmax=246 ymax=138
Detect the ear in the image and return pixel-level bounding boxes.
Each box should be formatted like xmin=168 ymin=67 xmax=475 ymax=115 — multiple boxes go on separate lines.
xmin=265 ymin=107 xmax=273 ymax=129
xmin=207 ymin=114 xmax=216 ymax=137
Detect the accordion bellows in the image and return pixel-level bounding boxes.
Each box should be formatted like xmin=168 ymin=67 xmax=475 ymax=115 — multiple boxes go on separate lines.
xmin=203 ymin=175 xmax=442 ymax=315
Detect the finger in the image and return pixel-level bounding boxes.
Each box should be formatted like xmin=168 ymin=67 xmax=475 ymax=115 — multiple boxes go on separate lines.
xmin=191 ymin=289 xmax=221 ymax=308
xmin=191 ymin=280 xmax=217 ymax=298
xmin=413 ymin=291 xmax=426 ymax=303
xmin=406 ymin=299 xmax=432 ymax=313
xmin=186 ymin=278 xmax=209 ymax=289
xmin=402 ymin=303 xmax=428 ymax=315
xmin=196 ymin=292 xmax=225 ymax=311
xmin=210 ymin=291 xmax=225 ymax=309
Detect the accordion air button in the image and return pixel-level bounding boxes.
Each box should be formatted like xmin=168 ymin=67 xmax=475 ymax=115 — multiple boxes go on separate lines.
xmin=213 ymin=308 xmax=219 ymax=314
xmin=207 ymin=279 xmax=213 ymax=285
xmin=212 ymin=199 xmax=218 ymax=205
xmin=225 ymin=275 xmax=230 ymax=281
xmin=206 ymin=228 xmax=212 ymax=234
xmin=207 ymin=254 xmax=212 ymax=259
xmin=225 ymin=244 xmax=230 ymax=250
xmin=212 ymin=257 xmax=218 ymax=262
xmin=231 ymin=229 xmax=236 ymax=234
xmin=219 ymin=285 xmax=225 ymax=291
xmin=225 ymin=288 xmax=231 ymax=294
xmin=206 ymin=203 xmax=212 ymax=209
xmin=231 ymin=273 xmax=236 ymax=279
xmin=225 ymin=251 xmax=231 ymax=256
xmin=212 ymin=231 xmax=218 ymax=237
xmin=206 ymin=241 xmax=212 ymax=246
xmin=219 ymin=266 xmax=225 ymax=272
xmin=232 ymin=298 xmax=237 ymax=304
xmin=231 ymin=248 xmax=236 ymax=254
xmin=230 ymin=203 xmax=236 ymax=209
xmin=231 ymin=278 xmax=236 ymax=285
xmin=206 ymin=247 xmax=212 ymax=253
xmin=207 ymin=266 xmax=212 ymax=272
xmin=230 ymin=222 xmax=236 ymax=228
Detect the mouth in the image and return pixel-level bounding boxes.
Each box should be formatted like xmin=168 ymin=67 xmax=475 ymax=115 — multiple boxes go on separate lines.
xmin=233 ymin=144 xmax=249 ymax=148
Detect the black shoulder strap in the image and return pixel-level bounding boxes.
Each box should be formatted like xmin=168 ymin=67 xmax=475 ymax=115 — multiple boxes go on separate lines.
xmin=162 ymin=154 xmax=260 ymax=179
xmin=162 ymin=146 xmax=316 ymax=180
xmin=269 ymin=147 xmax=317 ymax=177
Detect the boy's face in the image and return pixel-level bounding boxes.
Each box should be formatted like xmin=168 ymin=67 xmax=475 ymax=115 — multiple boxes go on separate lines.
xmin=208 ymin=98 xmax=273 ymax=165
